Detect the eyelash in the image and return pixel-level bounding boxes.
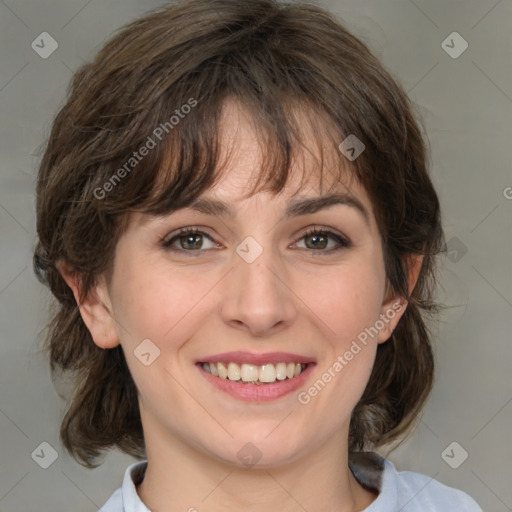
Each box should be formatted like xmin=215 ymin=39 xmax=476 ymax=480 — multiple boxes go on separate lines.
xmin=161 ymin=226 xmax=351 ymax=256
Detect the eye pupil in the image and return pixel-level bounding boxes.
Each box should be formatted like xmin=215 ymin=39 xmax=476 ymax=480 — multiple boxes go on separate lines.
xmin=182 ymin=233 xmax=202 ymax=249
xmin=306 ymin=233 xmax=327 ymax=249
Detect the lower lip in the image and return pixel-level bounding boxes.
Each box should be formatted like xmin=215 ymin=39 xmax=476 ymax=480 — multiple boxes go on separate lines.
xmin=196 ymin=363 xmax=315 ymax=402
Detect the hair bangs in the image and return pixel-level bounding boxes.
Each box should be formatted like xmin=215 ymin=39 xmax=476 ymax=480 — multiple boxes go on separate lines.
xmin=122 ymin=97 xmax=360 ymax=223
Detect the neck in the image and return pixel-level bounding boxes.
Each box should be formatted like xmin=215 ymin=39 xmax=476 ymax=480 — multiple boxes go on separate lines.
xmin=136 ymin=423 xmax=377 ymax=512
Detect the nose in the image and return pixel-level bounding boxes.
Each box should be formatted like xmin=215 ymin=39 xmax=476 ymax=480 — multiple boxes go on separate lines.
xmin=219 ymin=245 xmax=297 ymax=337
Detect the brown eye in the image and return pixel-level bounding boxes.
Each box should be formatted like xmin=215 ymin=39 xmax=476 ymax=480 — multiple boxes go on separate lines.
xmin=162 ymin=228 xmax=217 ymax=253
xmin=296 ymin=228 xmax=351 ymax=253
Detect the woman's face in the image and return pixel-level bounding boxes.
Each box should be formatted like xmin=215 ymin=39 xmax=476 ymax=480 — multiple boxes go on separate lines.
xmin=78 ymin=101 xmax=410 ymax=468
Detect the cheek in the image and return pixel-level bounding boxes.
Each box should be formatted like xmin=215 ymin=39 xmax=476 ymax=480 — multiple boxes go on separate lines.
xmin=113 ymin=260 xmax=214 ymax=347
xmin=307 ymin=262 xmax=385 ymax=399
xmin=314 ymin=263 xmax=386 ymax=348
xmin=305 ymin=277 xmax=382 ymax=417
xmin=111 ymin=263 xmax=213 ymax=406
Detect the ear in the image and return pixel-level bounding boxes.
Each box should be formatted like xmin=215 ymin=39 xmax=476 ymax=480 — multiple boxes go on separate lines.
xmin=377 ymin=253 xmax=424 ymax=344
xmin=56 ymin=260 xmax=120 ymax=349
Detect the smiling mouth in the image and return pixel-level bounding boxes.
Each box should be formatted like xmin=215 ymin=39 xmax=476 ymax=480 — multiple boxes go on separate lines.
xmin=199 ymin=361 xmax=309 ymax=385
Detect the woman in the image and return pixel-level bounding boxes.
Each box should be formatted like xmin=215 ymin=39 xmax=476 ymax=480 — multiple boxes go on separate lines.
xmin=33 ymin=0 xmax=482 ymax=510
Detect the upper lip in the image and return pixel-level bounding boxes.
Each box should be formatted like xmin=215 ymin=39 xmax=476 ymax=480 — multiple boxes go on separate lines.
xmin=196 ymin=351 xmax=316 ymax=366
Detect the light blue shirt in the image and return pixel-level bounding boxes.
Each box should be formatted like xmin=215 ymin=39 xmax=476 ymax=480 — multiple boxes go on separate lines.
xmin=99 ymin=452 xmax=482 ymax=511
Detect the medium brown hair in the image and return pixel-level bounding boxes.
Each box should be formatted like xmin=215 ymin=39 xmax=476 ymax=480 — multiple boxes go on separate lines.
xmin=33 ymin=0 xmax=445 ymax=468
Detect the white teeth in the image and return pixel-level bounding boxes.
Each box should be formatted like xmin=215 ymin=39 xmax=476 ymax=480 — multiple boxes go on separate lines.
xmin=217 ymin=362 xmax=228 ymax=379
xmin=259 ymin=364 xmax=276 ymax=383
xmin=241 ymin=364 xmax=259 ymax=382
xmin=275 ymin=362 xmax=287 ymax=380
xmin=227 ymin=362 xmax=240 ymax=380
xmin=209 ymin=362 xmax=218 ymax=377
xmin=202 ymin=361 xmax=308 ymax=383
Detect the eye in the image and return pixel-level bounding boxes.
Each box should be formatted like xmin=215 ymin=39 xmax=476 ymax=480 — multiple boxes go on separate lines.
xmin=161 ymin=226 xmax=351 ymax=256
xmin=162 ymin=228 xmax=218 ymax=254
xmin=294 ymin=227 xmax=351 ymax=254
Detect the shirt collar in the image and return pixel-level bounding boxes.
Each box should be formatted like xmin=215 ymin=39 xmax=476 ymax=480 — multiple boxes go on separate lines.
xmin=121 ymin=460 xmax=150 ymax=512
xmin=349 ymin=452 xmax=398 ymax=510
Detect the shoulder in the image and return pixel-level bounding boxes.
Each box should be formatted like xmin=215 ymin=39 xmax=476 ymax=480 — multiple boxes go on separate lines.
xmin=99 ymin=487 xmax=122 ymax=512
xmin=389 ymin=461 xmax=483 ymax=511
xmin=349 ymin=452 xmax=482 ymax=512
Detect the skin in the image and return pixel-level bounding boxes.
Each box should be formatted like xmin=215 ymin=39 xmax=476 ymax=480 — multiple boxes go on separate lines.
xmin=59 ymin=100 xmax=422 ymax=512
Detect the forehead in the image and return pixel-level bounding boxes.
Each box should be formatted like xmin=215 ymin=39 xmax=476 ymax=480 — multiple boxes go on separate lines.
xmin=212 ymin=98 xmax=365 ymax=199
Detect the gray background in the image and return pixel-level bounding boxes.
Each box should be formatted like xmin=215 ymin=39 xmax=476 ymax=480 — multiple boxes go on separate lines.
xmin=1 ymin=0 xmax=511 ymax=510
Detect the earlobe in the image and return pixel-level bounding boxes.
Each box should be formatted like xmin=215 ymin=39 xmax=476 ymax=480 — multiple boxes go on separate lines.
xmin=56 ymin=260 xmax=120 ymax=349
xmin=377 ymin=253 xmax=424 ymax=344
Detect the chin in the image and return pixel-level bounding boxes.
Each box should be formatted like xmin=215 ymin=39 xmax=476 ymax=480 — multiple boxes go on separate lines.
xmin=206 ymin=433 xmax=307 ymax=470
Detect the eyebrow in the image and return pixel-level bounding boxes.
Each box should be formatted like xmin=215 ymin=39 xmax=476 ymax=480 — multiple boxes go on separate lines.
xmin=186 ymin=193 xmax=370 ymax=226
